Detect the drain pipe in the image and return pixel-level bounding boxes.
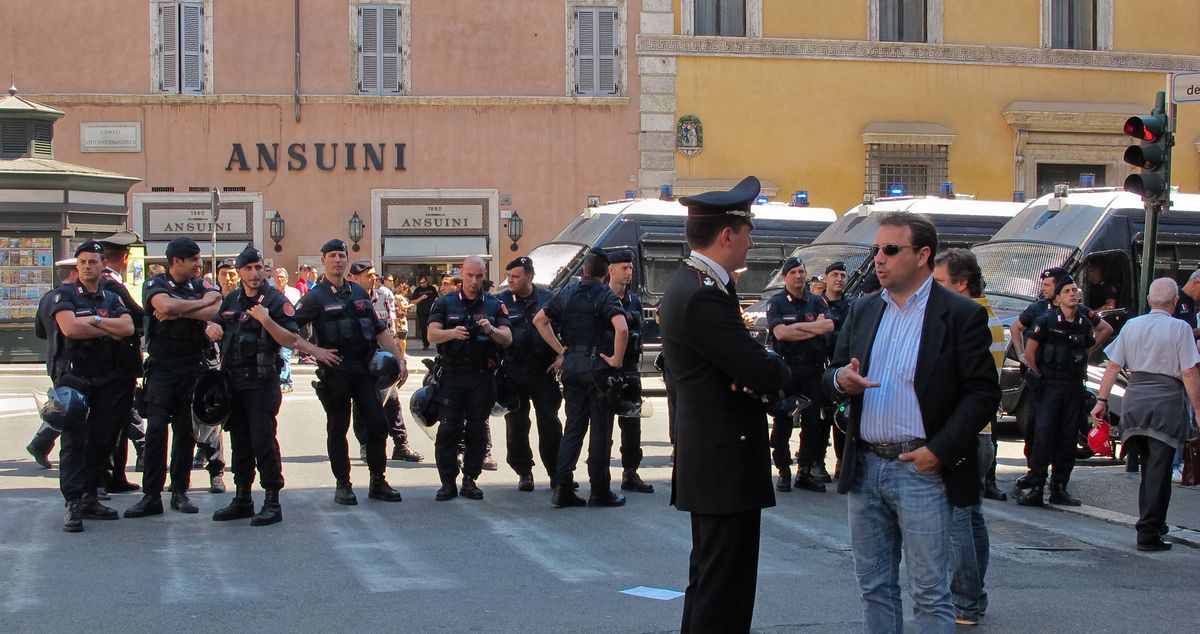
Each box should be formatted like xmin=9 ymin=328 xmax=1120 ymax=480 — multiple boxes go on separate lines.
xmin=294 ymin=0 xmax=301 ymax=122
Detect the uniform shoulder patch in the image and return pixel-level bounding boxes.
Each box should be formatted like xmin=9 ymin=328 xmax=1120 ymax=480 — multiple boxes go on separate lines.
xmin=283 ymin=303 xmax=295 ymax=317
xmin=53 ymin=293 xmax=61 ymax=303
xmin=499 ymin=303 xmax=509 ymax=315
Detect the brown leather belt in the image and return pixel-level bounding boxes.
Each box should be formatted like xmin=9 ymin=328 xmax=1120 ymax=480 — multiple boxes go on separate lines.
xmin=858 ymin=439 xmax=926 ymax=459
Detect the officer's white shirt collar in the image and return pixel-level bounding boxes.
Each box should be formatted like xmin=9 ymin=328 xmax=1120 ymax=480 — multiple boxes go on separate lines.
xmin=689 ymin=251 xmax=730 ymax=286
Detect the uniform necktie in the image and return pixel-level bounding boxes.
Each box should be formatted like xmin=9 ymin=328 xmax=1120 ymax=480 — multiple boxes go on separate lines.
xmin=726 ymin=279 xmax=737 ymax=297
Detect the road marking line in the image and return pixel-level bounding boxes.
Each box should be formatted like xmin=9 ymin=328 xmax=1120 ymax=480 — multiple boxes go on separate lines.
xmin=317 ymin=508 xmax=459 ymax=592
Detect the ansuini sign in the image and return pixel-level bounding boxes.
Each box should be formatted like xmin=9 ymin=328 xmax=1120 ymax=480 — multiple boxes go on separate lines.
xmin=225 ymin=142 xmax=407 ymax=171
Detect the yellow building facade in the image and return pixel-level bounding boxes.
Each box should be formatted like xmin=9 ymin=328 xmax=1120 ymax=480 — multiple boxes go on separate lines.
xmin=635 ymin=0 xmax=1200 ymax=211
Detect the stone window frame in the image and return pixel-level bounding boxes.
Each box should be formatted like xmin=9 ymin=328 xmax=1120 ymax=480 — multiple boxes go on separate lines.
xmin=861 ymin=123 xmax=956 ymax=197
xmin=1040 ymin=0 xmax=1113 ymax=51
xmin=149 ymin=0 xmax=215 ymax=94
xmin=867 ymin=0 xmax=944 ymax=44
xmin=565 ymin=0 xmax=629 ymax=97
xmin=680 ymin=0 xmax=763 ymax=38
xmin=349 ymin=0 xmax=413 ymax=96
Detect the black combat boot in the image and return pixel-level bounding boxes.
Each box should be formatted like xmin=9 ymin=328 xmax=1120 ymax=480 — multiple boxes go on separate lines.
xmin=1016 ymin=485 xmax=1045 ymax=507
xmin=334 ymin=480 xmax=358 ymax=505
xmin=551 ymin=481 xmax=586 ymax=508
xmin=391 ymin=443 xmax=423 ymax=462
xmin=64 ymin=499 xmax=83 ymax=533
xmin=124 ymin=493 xmax=164 ymax=518
xmin=983 ymin=480 xmax=1008 ymax=502
xmin=794 ymin=466 xmax=828 ymax=493
xmin=459 ymin=477 xmax=484 ymax=500
xmin=171 ymin=492 xmax=199 ymax=514
xmin=517 ymin=472 xmax=535 ymax=492
xmin=620 ymin=470 xmax=654 ymax=493
xmin=776 ymin=468 xmax=792 ymax=492
xmin=251 ymin=489 xmax=282 ymax=526
xmin=587 ymin=489 xmax=627 ymax=508
xmin=1048 ymin=482 xmax=1081 ymax=506
xmin=811 ymin=463 xmax=833 ymax=484
xmin=80 ymin=494 xmax=119 ymax=520
xmin=435 ymin=481 xmax=458 ymax=501
xmin=368 ymin=475 xmax=403 ymax=502
xmin=212 ymin=486 xmax=255 ymax=521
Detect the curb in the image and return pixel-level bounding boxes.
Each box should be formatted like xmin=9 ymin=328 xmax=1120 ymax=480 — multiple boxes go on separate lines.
xmin=1047 ymin=501 xmax=1200 ymax=550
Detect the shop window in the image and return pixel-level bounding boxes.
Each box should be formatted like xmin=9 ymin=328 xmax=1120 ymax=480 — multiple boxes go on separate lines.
xmin=681 ymin=0 xmax=762 ymax=37
xmin=869 ymin=0 xmax=943 ymax=43
xmin=154 ymin=1 xmax=210 ymax=94
xmin=1041 ymin=0 xmax=1111 ymax=51
xmin=865 ymin=143 xmax=949 ymax=198
xmin=352 ymin=1 xmax=410 ymax=96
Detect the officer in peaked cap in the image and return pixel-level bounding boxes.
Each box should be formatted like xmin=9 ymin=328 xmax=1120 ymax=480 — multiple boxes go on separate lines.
xmin=660 ymin=175 xmax=791 ymax=632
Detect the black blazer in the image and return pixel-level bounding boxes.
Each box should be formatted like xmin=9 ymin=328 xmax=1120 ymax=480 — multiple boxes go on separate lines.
xmin=821 ymin=280 xmax=1000 ymax=507
xmin=661 ymin=263 xmax=790 ymax=514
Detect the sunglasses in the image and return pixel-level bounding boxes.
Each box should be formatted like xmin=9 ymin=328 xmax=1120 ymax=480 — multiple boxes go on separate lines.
xmin=870 ymin=244 xmax=921 ymax=257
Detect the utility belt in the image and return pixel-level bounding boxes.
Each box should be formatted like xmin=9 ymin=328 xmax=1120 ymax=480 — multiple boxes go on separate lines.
xmin=225 ymin=366 xmax=278 ymax=383
xmin=150 ymin=334 xmax=208 ymax=360
xmin=858 ymin=439 xmax=926 ymax=459
xmin=566 ymin=344 xmax=598 ymax=355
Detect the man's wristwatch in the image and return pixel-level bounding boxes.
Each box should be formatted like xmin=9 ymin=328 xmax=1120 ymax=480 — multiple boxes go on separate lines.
xmin=92 ymin=315 xmax=103 ymax=326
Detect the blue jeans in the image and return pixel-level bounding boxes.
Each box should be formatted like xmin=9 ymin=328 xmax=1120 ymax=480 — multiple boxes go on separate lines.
xmin=848 ymin=450 xmax=954 ymax=634
xmin=279 ymin=347 xmax=293 ymax=387
xmin=950 ymin=436 xmax=992 ymax=620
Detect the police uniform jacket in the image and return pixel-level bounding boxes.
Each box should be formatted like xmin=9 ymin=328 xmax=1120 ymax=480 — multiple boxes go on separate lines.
xmin=101 ymin=267 xmax=144 ymax=378
xmin=496 ymin=286 xmax=557 ymax=381
xmin=215 ymin=284 xmax=299 ymax=389
xmin=541 ymin=278 xmax=623 ymax=375
xmin=660 ymin=262 xmax=789 ymax=515
xmin=1028 ymin=307 xmax=1094 ymax=382
xmin=428 ymin=289 xmax=511 ymax=373
xmin=49 ymin=279 xmax=131 ymax=382
xmin=1173 ymin=289 xmax=1197 ymax=330
xmin=824 ymin=295 xmax=851 ymax=358
xmin=616 ymin=289 xmax=643 ymax=372
xmin=293 ymin=278 xmax=387 ymax=374
xmin=143 ymin=273 xmax=220 ymax=362
xmin=765 ymin=288 xmax=830 ymax=372
xmin=1019 ymin=298 xmax=1101 ymax=331
xmin=820 ymin=281 xmax=1001 ymax=508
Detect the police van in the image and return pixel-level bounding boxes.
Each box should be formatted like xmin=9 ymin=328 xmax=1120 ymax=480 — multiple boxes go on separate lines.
xmin=972 ymin=188 xmax=1200 ymax=436
xmin=506 ymin=197 xmax=837 ymax=371
xmin=742 ymin=196 xmax=1024 ymax=346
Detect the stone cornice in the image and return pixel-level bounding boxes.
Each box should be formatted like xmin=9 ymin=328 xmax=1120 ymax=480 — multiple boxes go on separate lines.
xmin=23 ymin=94 xmax=630 ymax=108
xmin=636 ymin=35 xmax=1200 ymax=73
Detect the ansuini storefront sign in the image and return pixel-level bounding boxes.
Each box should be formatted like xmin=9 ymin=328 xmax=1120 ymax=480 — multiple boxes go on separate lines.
xmin=225 ymin=142 xmax=408 ymax=172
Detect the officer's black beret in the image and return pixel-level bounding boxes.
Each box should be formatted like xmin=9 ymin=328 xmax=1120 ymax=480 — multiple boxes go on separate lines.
xmin=678 ymin=176 xmax=760 ymax=218
xmin=97 ymin=229 xmax=141 ymax=250
xmin=320 ymin=239 xmax=348 ymax=254
xmin=1041 ymin=266 xmax=1067 ymax=280
xmin=1053 ymin=274 xmax=1076 ymax=297
xmin=607 ymin=249 xmax=634 ymax=264
xmin=506 ymin=256 xmax=534 ymax=272
xmin=348 ymin=260 xmax=374 ymax=276
xmin=235 ymin=244 xmax=263 ymax=269
xmin=216 ymin=258 xmax=237 ymax=271
xmin=588 ymin=248 xmax=610 ymax=265
xmin=165 ymin=236 xmax=201 ymax=260
xmin=74 ymin=240 xmax=105 ymax=257
xmin=780 ymin=256 xmax=805 ymax=276
xmin=825 ymin=261 xmax=846 ymax=275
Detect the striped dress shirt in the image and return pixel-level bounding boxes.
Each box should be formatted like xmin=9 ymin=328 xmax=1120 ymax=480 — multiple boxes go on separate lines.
xmin=859 ymin=275 xmax=933 ymax=444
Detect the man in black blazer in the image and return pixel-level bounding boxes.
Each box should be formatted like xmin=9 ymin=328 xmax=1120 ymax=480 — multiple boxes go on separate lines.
xmin=661 ymin=176 xmax=790 ymax=633
xmin=821 ymin=212 xmax=999 ymax=632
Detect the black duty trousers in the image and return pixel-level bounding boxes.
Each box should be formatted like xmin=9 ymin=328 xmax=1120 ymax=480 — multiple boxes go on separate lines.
xmin=353 ymin=387 xmax=409 ymax=445
xmin=103 ymin=379 xmax=136 ymax=485
xmin=617 ymin=373 xmax=644 ymax=471
xmin=681 ymin=510 xmax=762 ymax=634
xmin=143 ymin=361 xmax=205 ymax=495
xmin=1027 ymin=380 xmax=1082 ymax=487
xmin=228 ymin=385 xmax=284 ymax=491
xmin=504 ymin=372 xmax=563 ymax=479
xmin=59 ymin=378 xmax=123 ymax=501
xmin=770 ymin=370 xmax=824 ymax=471
xmin=435 ymin=372 xmax=495 ymax=482
xmin=1126 ymin=435 xmax=1175 ymax=543
xmin=318 ymin=369 xmax=388 ymax=483
xmin=557 ymin=371 xmax=614 ymax=490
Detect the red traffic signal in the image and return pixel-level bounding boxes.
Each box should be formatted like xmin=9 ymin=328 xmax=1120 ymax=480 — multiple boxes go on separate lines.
xmin=1124 ymin=115 xmax=1166 ymax=143
xmin=1122 ymin=111 xmax=1170 ymax=203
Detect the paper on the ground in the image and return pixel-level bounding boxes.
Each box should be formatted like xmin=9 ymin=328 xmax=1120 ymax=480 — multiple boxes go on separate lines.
xmin=620 ymin=586 xmax=685 ymax=601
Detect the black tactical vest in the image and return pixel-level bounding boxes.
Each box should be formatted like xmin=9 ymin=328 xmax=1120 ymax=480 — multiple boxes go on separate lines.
xmin=218 ymin=289 xmax=284 ymax=385
xmin=307 ymin=281 xmax=377 ymax=368
xmin=1037 ymin=310 xmax=1094 ymax=381
xmin=145 ymin=274 xmax=211 ymax=360
xmin=436 ymin=291 xmax=505 ymax=373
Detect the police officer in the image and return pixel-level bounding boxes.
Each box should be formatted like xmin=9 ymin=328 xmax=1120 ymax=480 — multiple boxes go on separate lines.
xmin=294 ymin=239 xmax=406 ymax=505
xmin=208 ymin=245 xmax=303 ymax=525
xmin=126 ymin=237 xmax=222 ymax=518
xmin=1017 ymin=275 xmax=1094 ymax=507
xmin=607 ymin=249 xmax=653 ymax=494
xmin=533 ymin=249 xmax=628 ymax=508
xmin=426 ymin=256 xmax=511 ymax=501
xmin=495 ymin=256 xmax=563 ymax=492
xmin=766 ymin=256 xmax=833 ymax=493
xmin=96 ymin=230 xmax=146 ymax=495
xmin=820 ymin=261 xmax=851 ymax=481
xmin=52 ymin=241 xmax=135 ymax=531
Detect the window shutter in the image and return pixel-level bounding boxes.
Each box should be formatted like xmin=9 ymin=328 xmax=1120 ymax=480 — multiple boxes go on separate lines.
xmin=360 ymin=6 xmax=380 ymax=93
xmin=597 ymin=9 xmax=618 ymax=95
xmin=160 ymin=3 xmax=179 ymax=92
xmin=180 ymin=2 xmax=204 ymax=94
xmin=575 ymin=8 xmax=597 ymax=96
xmin=380 ymin=6 xmax=401 ymax=93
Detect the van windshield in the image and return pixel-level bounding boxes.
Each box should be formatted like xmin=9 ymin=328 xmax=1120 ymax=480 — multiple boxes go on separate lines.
xmin=972 ymin=241 xmax=1075 ymax=301
xmin=508 ymin=242 xmax=586 ymax=289
xmin=763 ymin=244 xmax=872 ymax=292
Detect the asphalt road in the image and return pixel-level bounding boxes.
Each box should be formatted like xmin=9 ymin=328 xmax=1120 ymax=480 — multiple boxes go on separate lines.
xmin=2 ymin=372 xmax=1198 ymax=633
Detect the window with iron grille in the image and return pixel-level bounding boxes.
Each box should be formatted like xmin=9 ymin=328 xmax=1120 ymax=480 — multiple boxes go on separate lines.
xmin=694 ymin=0 xmax=746 ymax=36
xmin=1050 ymin=0 xmax=1096 ymax=50
xmin=865 ymin=144 xmax=948 ymax=198
xmin=879 ymin=0 xmax=927 ymax=42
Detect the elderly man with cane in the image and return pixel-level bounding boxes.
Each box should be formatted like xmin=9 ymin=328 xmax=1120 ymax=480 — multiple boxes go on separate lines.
xmin=1093 ymin=277 xmax=1200 ymax=551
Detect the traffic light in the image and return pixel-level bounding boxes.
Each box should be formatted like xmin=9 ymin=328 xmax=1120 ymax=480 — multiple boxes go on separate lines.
xmin=1122 ymin=106 xmax=1171 ymax=203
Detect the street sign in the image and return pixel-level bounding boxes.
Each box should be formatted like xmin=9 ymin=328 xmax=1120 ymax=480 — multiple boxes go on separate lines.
xmin=1171 ymin=72 xmax=1200 ymax=103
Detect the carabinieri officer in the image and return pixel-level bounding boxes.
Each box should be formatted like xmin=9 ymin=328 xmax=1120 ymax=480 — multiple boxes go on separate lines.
xmin=293 ymin=239 xmax=407 ymax=506
xmin=52 ymin=241 xmax=135 ymax=532
xmin=209 ymin=245 xmax=304 ymax=526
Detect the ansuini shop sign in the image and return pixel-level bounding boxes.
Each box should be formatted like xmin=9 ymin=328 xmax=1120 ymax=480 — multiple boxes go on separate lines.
xmin=144 ymin=203 xmax=254 ymax=241
xmin=225 ymin=142 xmax=407 ymax=171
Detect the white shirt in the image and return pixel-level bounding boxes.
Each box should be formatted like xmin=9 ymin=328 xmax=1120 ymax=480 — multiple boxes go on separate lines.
xmin=1105 ymin=309 xmax=1200 ymax=378
xmin=858 ymin=275 xmax=933 ymax=444
xmin=282 ymin=285 xmax=301 ymax=305
xmin=689 ymin=251 xmax=730 ymax=286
